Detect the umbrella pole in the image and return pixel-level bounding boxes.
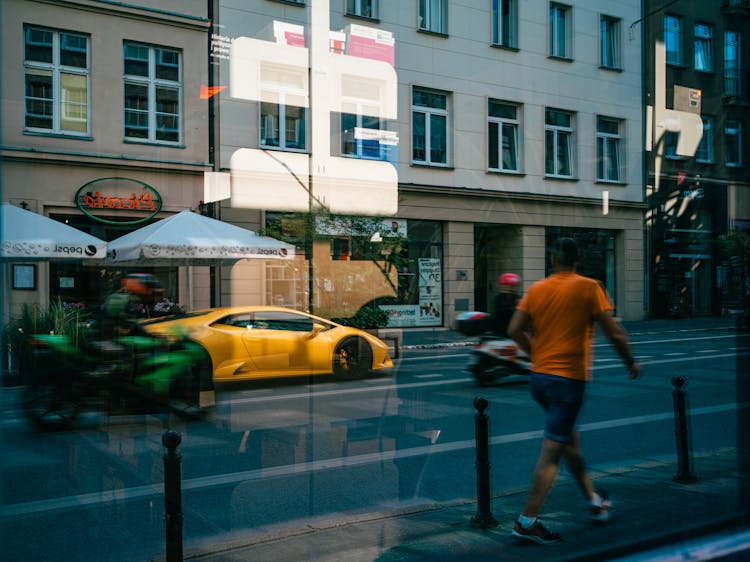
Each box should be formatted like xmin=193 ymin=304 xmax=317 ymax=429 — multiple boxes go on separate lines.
xmin=187 ymin=266 xmax=194 ymax=311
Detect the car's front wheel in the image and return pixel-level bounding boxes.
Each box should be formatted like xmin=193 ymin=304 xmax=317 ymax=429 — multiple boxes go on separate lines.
xmin=333 ymin=337 xmax=373 ymax=380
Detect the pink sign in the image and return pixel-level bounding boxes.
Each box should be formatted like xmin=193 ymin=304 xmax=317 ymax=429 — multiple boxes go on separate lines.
xmin=346 ymin=25 xmax=395 ymax=67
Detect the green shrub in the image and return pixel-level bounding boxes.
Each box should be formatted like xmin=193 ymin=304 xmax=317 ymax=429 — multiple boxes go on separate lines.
xmin=3 ymin=300 xmax=93 ymax=367
xmin=332 ymin=306 xmax=389 ymax=329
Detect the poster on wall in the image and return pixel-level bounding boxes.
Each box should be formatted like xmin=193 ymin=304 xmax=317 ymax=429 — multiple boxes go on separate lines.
xmin=381 ymin=305 xmax=420 ymax=327
xmin=418 ymin=258 xmax=442 ymax=326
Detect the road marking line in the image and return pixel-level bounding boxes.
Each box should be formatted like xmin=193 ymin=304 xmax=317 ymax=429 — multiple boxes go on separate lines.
xmin=2 ymin=401 xmax=745 ymax=518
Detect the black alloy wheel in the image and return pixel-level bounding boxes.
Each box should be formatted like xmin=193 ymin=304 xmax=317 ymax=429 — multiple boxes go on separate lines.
xmin=333 ymin=337 xmax=373 ymax=380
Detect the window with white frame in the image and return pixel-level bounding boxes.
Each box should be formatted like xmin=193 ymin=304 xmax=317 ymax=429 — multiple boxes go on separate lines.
xmin=549 ymin=3 xmax=571 ymax=59
xmin=724 ymin=31 xmax=742 ymax=96
xmin=492 ymin=0 xmax=517 ymax=48
xmin=412 ymin=88 xmax=449 ymax=165
xmin=545 ymin=108 xmax=574 ymax=177
xmin=488 ymin=100 xmax=520 ymax=172
xmin=347 ymin=0 xmax=378 ymax=19
xmin=24 ymin=26 xmax=89 ymax=134
xmin=664 ymin=15 xmax=683 ymax=66
xmin=342 ymin=113 xmax=383 ymax=159
xmin=596 ymin=116 xmax=623 ymax=182
xmin=600 ymin=15 xmax=620 ymax=69
xmin=694 ymin=23 xmax=713 ymax=72
xmin=124 ymin=42 xmax=181 ymax=143
xmin=696 ymin=117 xmax=713 ymax=163
xmin=725 ymin=120 xmax=742 ymax=166
xmin=259 ymin=64 xmax=308 ymax=151
xmin=419 ymin=0 xmax=446 ymax=34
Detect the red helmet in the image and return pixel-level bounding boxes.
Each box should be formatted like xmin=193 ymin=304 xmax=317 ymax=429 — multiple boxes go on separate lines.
xmin=121 ymin=273 xmax=162 ymax=296
xmin=498 ymin=273 xmax=521 ymax=287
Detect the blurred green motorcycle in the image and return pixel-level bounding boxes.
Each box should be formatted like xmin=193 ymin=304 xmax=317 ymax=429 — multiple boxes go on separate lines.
xmin=20 ymin=331 xmax=214 ymax=430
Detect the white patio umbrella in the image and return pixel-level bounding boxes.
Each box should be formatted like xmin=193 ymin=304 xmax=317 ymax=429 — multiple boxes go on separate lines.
xmin=1 ymin=203 xmax=107 ymax=260
xmin=106 ymin=210 xmax=294 ymax=265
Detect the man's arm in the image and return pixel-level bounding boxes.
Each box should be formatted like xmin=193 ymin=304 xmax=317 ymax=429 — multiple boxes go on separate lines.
xmin=508 ymin=309 xmax=533 ymax=356
xmin=594 ymin=310 xmax=641 ymax=379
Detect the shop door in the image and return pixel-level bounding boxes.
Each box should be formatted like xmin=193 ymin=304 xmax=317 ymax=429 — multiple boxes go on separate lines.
xmin=669 ymin=255 xmax=712 ymax=316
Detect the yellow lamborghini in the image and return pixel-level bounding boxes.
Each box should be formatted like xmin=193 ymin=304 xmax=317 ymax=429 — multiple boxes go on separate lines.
xmin=140 ymin=306 xmax=394 ymax=383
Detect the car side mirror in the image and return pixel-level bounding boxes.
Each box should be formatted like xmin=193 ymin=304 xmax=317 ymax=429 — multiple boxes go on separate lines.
xmin=310 ymin=323 xmax=326 ymax=337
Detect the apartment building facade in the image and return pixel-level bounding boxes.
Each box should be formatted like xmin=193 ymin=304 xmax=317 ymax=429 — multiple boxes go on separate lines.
xmin=645 ymin=0 xmax=750 ymax=318
xmin=1 ymin=0 xmax=211 ymax=319
xmin=213 ymin=0 xmax=646 ymax=325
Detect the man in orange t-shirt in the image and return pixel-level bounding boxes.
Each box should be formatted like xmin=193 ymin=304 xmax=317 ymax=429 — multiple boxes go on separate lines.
xmin=507 ymin=237 xmax=641 ymax=544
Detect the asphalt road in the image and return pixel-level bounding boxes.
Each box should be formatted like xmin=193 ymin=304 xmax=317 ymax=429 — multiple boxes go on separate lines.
xmin=0 ymin=324 xmax=743 ymax=561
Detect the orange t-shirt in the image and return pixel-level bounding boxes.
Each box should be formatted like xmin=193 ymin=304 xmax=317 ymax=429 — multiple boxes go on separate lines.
xmin=517 ymin=272 xmax=612 ymax=381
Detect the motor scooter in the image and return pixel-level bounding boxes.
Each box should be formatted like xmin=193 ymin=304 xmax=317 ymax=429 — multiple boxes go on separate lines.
xmin=454 ymin=311 xmax=531 ymax=386
xmin=469 ymin=335 xmax=531 ymax=386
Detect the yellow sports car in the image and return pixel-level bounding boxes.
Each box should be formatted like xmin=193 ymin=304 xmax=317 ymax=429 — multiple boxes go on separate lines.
xmin=140 ymin=306 xmax=394 ymax=383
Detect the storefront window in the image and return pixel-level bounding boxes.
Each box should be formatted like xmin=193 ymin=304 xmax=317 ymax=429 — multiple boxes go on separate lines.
xmin=3 ymin=2 xmax=750 ymax=561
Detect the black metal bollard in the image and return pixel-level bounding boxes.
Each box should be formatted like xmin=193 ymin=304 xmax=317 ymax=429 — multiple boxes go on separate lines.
xmin=163 ymin=429 xmax=184 ymax=561
xmin=671 ymin=377 xmax=698 ymax=483
xmin=470 ymin=397 xmax=498 ymax=528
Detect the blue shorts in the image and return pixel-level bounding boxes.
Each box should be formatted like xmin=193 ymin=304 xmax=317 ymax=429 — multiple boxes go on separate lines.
xmin=529 ymin=372 xmax=585 ymax=444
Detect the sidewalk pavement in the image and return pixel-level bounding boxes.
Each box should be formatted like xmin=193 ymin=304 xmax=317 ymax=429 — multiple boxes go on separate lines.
xmin=180 ymin=448 xmax=745 ymax=562
xmin=176 ymin=315 xmax=747 ymax=562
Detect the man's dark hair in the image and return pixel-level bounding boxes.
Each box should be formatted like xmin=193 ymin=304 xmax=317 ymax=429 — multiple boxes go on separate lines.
xmin=555 ymin=237 xmax=579 ymax=266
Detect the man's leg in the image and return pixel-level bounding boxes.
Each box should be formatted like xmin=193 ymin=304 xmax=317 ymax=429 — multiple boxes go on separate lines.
xmin=562 ymin=430 xmax=596 ymax=502
xmin=521 ymin=437 xmax=566 ymax=518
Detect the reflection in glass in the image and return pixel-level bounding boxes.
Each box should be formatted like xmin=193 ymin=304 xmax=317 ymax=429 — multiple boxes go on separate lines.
xmin=60 ymin=72 xmax=87 ymax=132
xmin=24 ymin=68 xmax=53 ymax=129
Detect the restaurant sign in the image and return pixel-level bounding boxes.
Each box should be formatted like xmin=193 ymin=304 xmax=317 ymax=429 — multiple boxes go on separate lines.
xmin=75 ymin=177 xmax=162 ymax=225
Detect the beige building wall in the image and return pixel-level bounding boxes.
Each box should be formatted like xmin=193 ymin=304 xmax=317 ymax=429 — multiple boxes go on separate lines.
xmin=1 ymin=0 xmax=211 ymax=318
xmin=443 ymin=221 xmax=475 ymax=324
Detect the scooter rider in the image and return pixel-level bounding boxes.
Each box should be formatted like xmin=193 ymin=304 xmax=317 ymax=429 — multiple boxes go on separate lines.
xmin=489 ymin=273 xmax=521 ymax=337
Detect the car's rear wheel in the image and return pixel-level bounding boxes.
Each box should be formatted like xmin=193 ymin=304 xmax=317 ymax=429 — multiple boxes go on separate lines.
xmin=333 ymin=337 xmax=373 ymax=380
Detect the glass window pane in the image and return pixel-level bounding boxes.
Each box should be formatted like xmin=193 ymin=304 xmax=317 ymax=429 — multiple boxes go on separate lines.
xmin=156 ymin=86 xmax=178 ymax=113
xmin=545 ymin=129 xmax=555 ymax=174
xmin=342 ymin=113 xmax=356 ymax=155
xmin=665 ymin=15 xmax=681 ymax=65
xmin=413 ymin=112 xmax=425 ymax=161
xmin=605 ymin=138 xmax=619 ymax=180
xmin=557 ymin=132 xmax=571 ymax=175
xmin=24 ymin=69 xmax=53 ymax=128
xmin=60 ymin=72 xmax=87 ymax=132
xmin=430 ymin=114 xmax=447 ymax=163
xmin=597 ymin=117 xmax=619 ymax=135
xmin=25 ymin=27 xmax=53 ymax=63
xmin=501 ymin=123 xmax=518 ymax=170
xmin=261 ymin=102 xmax=280 ymax=147
xmin=156 ymin=49 xmax=179 ymax=81
xmin=60 ymin=33 xmax=87 ymax=68
xmin=124 ymin=43 xmax=149 ymax=76
xmin=696 ymin=118 xmax=712 ymax=162
xmin=546 ymin=109 xmax=570 ymax=127
xmin=488 ymin=121 xmax=499 ymax=169
xmin=489 ymin=101 xmax=516 ymax=120
xmin=124 ymin=82 xmax=148 ymax=138
xmin=695 ymin=24 xmax=712 ymax=71
xmin=284 ymin=106 xmax=306 ymax=149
